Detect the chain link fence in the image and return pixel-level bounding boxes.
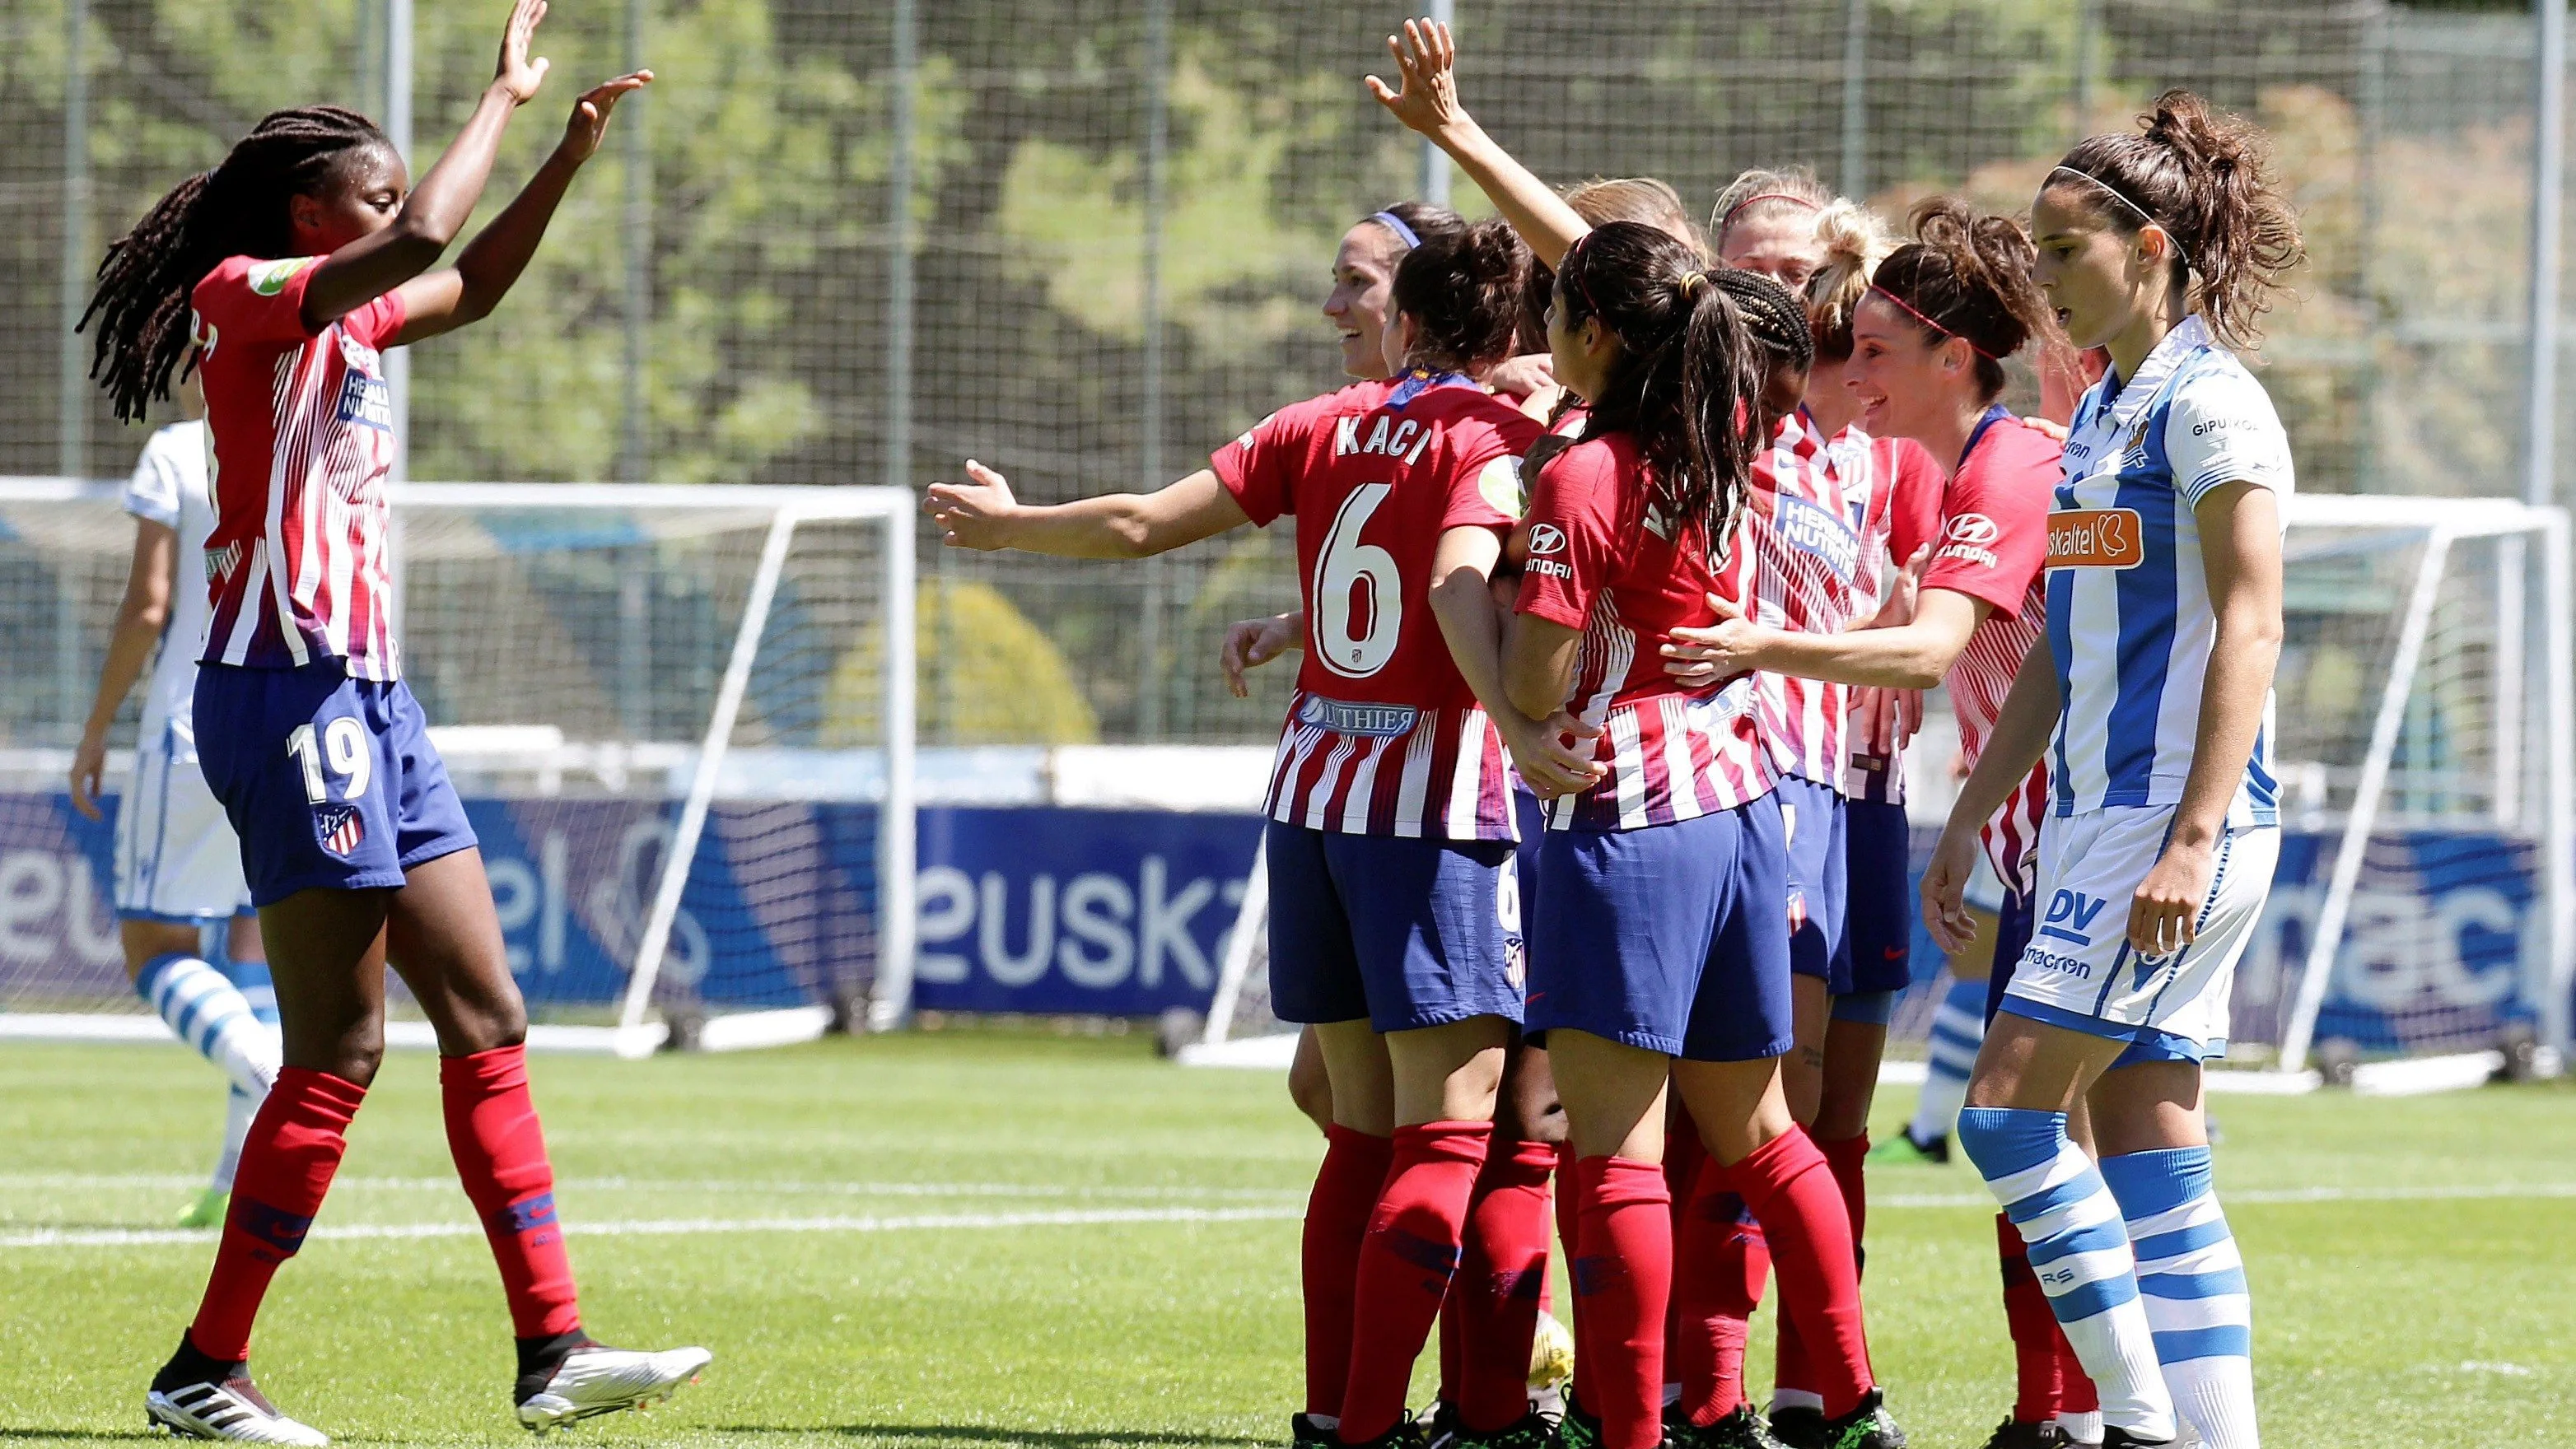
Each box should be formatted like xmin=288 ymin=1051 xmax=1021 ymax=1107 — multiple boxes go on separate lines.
xmin=3 ymin=0 xmax=2569 ymax=745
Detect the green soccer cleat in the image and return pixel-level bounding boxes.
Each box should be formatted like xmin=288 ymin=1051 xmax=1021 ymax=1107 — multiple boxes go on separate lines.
xmin=1865 ymin=1129 xmax=1948 ymax=1167
xmin=176 ymin=1187 xmax=229 ymax=1229
xmin=1433 ymin=1409 xmax=1556 ymax=1449
xmin=1818 ymin=1390 xmax=1905 ymax=1449
xmin=1552 ymin=1389 xmax=1603 ymax=1449
xmin=1674 ymin=1405 xmax=1787 ymax=1449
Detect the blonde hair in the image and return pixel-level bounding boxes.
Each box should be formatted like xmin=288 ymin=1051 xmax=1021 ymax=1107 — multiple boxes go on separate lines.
xmin=1709 ymin=166 xmax=1836 ymax=252
xmin=1804 ymin=198 xmax=1899 ymax=363
xmin=1565 ymin=175 xmax=1706 ymax=257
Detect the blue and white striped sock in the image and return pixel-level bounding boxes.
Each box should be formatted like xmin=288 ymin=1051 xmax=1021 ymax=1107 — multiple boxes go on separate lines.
xmin=1905 ymin=972 xmax=1986 ymax=1145
xmin=2102 ymin=1147 xmax=2256 ymax=1449
xmin=206 ymin=948 xmax=281 ymax=1195
xmin=1958 ymin=1107 xmax=2177 ymax=1442
xmin=134 ymin=953 xmax=279 ymax=1100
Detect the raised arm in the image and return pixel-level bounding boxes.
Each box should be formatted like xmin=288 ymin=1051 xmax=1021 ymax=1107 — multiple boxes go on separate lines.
xmin=1365 ymin=20 xmax=1591 ymax=268
xmin=926 ymin=460 xmax=1251 ymax=559
xmin=1664 ymin=586 xmax=1993 ymax=691
xmin=71 ymin=520 xmax=179 ymax=822
xmin=299 ymin=0 xmax=557 ymax=328
xmin=390 ymin=72 xmax=651 ymax=347
xmin=2123 ymin=480 xmax=2284 ymax=955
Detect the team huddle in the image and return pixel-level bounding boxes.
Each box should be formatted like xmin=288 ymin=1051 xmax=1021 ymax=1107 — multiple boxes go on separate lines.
xmin=939 ymin=20 xmax=2298 ymax=1449
xmin=70 ymin=1 xmax=2294 ymax=1446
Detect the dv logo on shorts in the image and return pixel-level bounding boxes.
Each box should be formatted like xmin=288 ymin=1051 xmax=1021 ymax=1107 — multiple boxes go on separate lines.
xmin=315 ymin=804 xmax=366 ymax=858
xmin=2040 ymin=888 xmax=2109 ymax=945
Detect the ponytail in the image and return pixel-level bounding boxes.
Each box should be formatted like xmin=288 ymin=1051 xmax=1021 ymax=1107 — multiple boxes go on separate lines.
xmin=1870 ymin=197 xmax=2060 ymax=401
xmin=2044 ymin=89 xmax=2303 ymax=352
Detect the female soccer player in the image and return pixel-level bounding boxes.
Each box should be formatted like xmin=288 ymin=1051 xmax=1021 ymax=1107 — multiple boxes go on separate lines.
xmin=80 ymin=3 xmax=703 ymax=1440
xmin=1925 ymin=93 xmax=2302 ymax=1449
xmin=70 ymin=373 xmax=279 ymax=1231
xmin=932 ymin=219 xmax=1596 ymax=1449
xmin=1369 ymin=25 xmax=1902 ymax=1449
xmin=1666 ymin=197 xmax=2084 ymax=1447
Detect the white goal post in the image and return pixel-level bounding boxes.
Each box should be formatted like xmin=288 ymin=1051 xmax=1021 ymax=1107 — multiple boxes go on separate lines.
xmin=0 ymin=478 xmax=917 ymax=1053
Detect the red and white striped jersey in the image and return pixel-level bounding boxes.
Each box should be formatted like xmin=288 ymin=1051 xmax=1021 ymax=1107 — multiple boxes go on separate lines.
xmin=1920 ymin=408 xmax=2062 ymax=891
xmin=190 ymin=255 xmax=405 ymax=679
xmin=1515 ymin=430 xmax=1771 ymax=832
xmin=1842 ymin=432 xmax=1948 ymax=802
xmin=1720 ymin=411 xmax=1894 ymax=791
xmin=1215 ymin=371 xmax=1539 ymax=840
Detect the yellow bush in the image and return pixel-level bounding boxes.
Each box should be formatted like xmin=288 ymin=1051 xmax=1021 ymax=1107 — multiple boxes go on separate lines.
xmin=824 ymin=578 xmax=1100 ymax=746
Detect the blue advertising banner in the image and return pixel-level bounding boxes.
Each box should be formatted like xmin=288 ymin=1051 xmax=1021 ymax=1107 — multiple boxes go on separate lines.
xmin=0 ymin=790 xmax=2546 ymax=1038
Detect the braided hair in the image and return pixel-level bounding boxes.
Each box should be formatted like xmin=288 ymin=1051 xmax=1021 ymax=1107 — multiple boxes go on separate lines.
xmin=1553 ymin=221 xmax=1776 ymax=550
xmin=82 ymin=106 xmax=392 ymax=422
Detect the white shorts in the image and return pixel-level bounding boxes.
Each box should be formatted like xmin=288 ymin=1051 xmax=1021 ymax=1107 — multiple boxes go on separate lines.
xmin=113 ymin=715 xmax=253 ymax=923
xmin=2001 ymin=804 xmax=2279 ymax=1060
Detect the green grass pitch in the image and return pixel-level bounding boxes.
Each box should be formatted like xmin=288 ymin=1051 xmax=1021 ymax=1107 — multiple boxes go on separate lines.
xmin=3 ymin=1032 xmax=2571 ymax=1447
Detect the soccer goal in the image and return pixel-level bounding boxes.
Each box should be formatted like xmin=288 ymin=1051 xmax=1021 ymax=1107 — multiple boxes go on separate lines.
xmin=1186 ymin=494 xmax=2576 ymax=1088
xmin=0 ymin=478 xmax=917 ymax=1056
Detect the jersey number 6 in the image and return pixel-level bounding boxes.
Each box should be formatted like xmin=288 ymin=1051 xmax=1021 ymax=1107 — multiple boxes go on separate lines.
xmin=1313 ymin=482 xmax=1402 ymax=679
xmin=287 ymin=718 xmax=375 ymax=804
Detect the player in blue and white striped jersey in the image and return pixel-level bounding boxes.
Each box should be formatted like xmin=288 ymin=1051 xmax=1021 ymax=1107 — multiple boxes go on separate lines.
xmin=69 ymin=374 xmax=280 ymax=1231
xmin=1920 ymin=90 xmax=2303 ymax=1449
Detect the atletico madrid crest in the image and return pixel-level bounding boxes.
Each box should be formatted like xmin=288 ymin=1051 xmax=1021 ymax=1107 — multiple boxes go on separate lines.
xmin=315 ymin=804 xmax=366 ymax=858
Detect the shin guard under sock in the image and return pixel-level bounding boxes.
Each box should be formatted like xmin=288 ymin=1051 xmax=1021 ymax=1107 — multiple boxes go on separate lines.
xmin=1731 ymin=1127 xmax=1871 ymax=1420
xmin=441 ymin=1046 xmax=581 ymax=1340
xmin=1338 ymin=1121 xmax=1491 ymax=1443
xmin=189 ymin=1068 xmax=366 ymax=1360
xmin=1571 ymin=1156 xmax=1671 ymax=1449
xmin=1673 ymin=1158 xmax=1768 ymax=1427
xmin=1304 ymin=1125 xmax=1394 ymax=1418
xmin=1455 ymin=1137 xmax=1559 ymax=1433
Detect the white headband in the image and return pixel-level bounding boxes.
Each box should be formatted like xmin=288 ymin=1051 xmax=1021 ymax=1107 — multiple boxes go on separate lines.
xmin=2046 ymin=165 xmax=2191 ymax=268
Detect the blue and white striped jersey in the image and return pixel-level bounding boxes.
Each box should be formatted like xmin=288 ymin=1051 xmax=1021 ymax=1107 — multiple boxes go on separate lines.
xmin=2045 ymin=314 xmax=2294 ymax=827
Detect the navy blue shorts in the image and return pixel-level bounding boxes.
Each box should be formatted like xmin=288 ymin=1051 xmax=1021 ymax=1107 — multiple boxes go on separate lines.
xmin=1524 ymin=793 xmax=1793 ymax=1063
xmin=1779 ymin=776 xmax=1847 ymax=986
xmin=1264 ymin=820 xmax=1523 ymax=1033
xmin=1839 ymin=798 xmax=1914 ymax=998
xmin=1513 ymin=785 xmax=1546 ymax=932
xmin=194 ymin=663 xmax=478 ymax=906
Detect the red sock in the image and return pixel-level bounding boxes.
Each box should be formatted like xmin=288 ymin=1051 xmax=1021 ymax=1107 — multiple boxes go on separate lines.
xmin=1572 ymin=1156 xmax=1671 ymax=1449
xmin=189 ymin=1068 xmax=367 ymax=1360
xmin=1559 ymin=1149 xmax=1597 ymax=1413
xmin=1661 ymin=1111 xmax=1705 ymax=1372
xmin=2055 ymin=1324 xmax=2099 ymax=1415
xmin=1673 ymin=1158 xmax=1768 ymax=1427
xmin=1304 ymin=1126 xmax=1394 ymax=1417
xmin=1456 ymin=1137 xmax=1558 ymax=1433
xmin=1732 ymin=1128 xmax=1870 ymax=1419
xmin=1436 ymin=1283 xmax=1461 ymax=1414
xmin=1996 ymin=1212 xmax=2064 ymax=1423
xmin=1774 ymin=1131 xmax=1872 ymax=1405
xmin=1339 ymin=1121 xmax=1491 ymax=1442
xmin=441 ymin=1046 xmax=581 ymax=1340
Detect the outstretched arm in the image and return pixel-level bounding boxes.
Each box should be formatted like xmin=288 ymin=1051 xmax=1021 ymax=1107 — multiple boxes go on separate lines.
xmin=1664 ymin=586 xmax=1993 ymax=691
xmin=390 ymin=72 xmax=651 ymax=346
xmin=300 ymin=0 xmax=557 ymax=329
xmin=1365 ymin=20 xmax=1590 ymax=268
xmin=926 ymin=460 xmax=1250 ymax=559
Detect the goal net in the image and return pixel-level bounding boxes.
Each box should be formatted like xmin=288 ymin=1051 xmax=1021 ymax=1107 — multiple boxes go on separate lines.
xmin=1190 ymin=495 xmax=2576 ymax=1082
xmin=0 ymin=480 xmax=915 ymax=1055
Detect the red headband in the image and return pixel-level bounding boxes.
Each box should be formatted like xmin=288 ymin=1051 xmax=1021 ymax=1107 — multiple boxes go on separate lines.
xmin=1868 ymin=283 xmax=1999 ymax=361
xmin=1719 ymin=192 xmax=1824 ymax=231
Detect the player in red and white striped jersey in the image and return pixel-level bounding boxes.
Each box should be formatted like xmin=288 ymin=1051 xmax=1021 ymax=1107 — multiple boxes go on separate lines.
xmin=934 ymin=218 xmax=1603 ymax=1449
xmin=1381 ymin=24 xmax=1903 ymax=1448
xmin=1664 ymin=197 xmax=2085 ymax=1447
xmin=78 ymin=4 xmax=704 ymax=1442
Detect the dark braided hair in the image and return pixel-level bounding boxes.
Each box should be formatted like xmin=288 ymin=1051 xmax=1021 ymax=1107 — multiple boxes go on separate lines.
xmin=1552 ymin=221 xmax=1772 ymax=550
xmin=82 ymin=106 xmax=392 ymax=422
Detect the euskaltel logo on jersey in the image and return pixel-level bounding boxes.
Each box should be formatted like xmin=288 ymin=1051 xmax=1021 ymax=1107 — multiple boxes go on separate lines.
xmin=2046 ymin=507 xmax=2144 ymax=569
xmin=247 ymin=257 xmax=319 ymax=296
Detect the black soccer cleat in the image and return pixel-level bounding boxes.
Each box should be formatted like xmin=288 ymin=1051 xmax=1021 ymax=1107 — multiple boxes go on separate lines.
xmin=1553 ymin=1388 xmax=1605 ymax=1449
xmin=1673 ymin=1404 xmax=1786 ymax=1449
xmin=1766 ymin=1405 xmax=1830 ymax=1449
xmin=2100 ymin=1428 xmax=2197 ymax=1449
xmin=1294 ymin=1413 xmax=1342 ymax=1449
xmin=1818 ymin=1389 xmax=1905 ymax=1449
xmin=1980 ymin=1419 xmax=2069 ymax=1448
xmin=1430 ymin=1408 xmax=1559 ymax=1449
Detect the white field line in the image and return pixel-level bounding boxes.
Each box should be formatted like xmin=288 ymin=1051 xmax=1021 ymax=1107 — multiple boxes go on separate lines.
xmin=7 ymin=1180 xmax=2574 ymax=1251
xmin=0 ymin=1204 xmax=1304 ymax=1251
xmin=0 ymin=1173 xmax=1305 ymax=1201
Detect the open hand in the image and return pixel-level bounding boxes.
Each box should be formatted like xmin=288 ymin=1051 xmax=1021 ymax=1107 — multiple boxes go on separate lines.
xmin=1660 ymin=589 xmax=1764 ymax=688
xmin=1363 ymin=19 xmax=1466 ymax=141
xmin=1507 ymin=710 xmax=1607 ymax=799
xmin=68 ymin=732 xmax=108 ymax=822
xmin=493 ymin=0 xmax=553 ymax=105
xmin=924 ymin=459 xmax=1022 ymax=551
xmin=1919 ymin=825 xmax=1984 ymax=955
xmin=559 ymin=72 xmax=651 ymax=163
xmin=2128 ymin=841 xmax=2216 ymax=957
xmin=1221 ymin=612 xmax=1302 ymax=697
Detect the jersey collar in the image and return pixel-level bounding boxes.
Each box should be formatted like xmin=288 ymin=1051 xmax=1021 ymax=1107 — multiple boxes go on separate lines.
xmin=2089 ymin=314 xmax=2215 ymax=440
xmin=1386 ymin=366 xmax=1474 ymax=409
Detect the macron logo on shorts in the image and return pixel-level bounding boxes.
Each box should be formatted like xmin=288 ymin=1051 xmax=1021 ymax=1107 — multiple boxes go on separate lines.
xmin=315 ymin=804 xmax=366 ymax=858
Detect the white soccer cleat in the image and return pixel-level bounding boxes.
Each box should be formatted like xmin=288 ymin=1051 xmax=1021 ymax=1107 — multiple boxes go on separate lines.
xmin=147 ymin=1377 xmax=329 ymax=1447
xmin=514 ymin=1343 xmax=712 ymax=1433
